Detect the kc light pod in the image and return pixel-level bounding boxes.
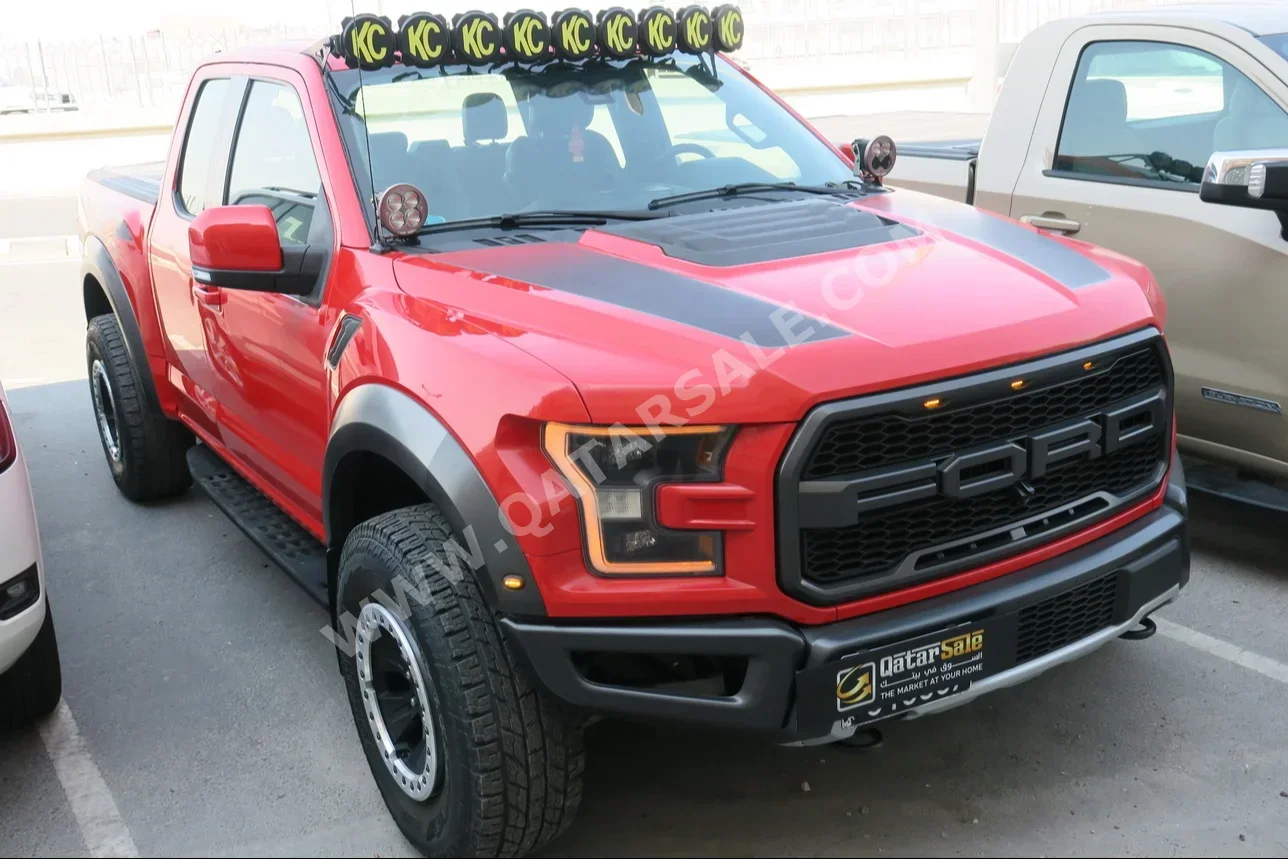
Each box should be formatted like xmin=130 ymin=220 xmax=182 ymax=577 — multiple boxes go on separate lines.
xmin=397 ymin=11 xmax=451 ymax=67
xmin=339 ymin=14 xmax=398 ymax=70
xmin=503 ymin=9 xmax=550 ymax=62
xmin=596 ymin=7 xmax=637 ymax=59
xmin=378 ymin=183 xmax=428 ymax=237
xmin=551 ymin=8 xmax=596 ymax=60
xmin=711 ymin=4 xmax=744 ymax=52
xmin=452 ymin=10 xmax=501 ymax=64
xmin=676 ymin=5 xmax=713 ymax=54
xmin=854 ymin=135 xmax=897 ymax=181
xmin=637 ymin=6 xmax=677 ymax=56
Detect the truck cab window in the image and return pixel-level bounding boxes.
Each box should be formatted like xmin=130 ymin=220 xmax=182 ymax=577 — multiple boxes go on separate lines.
xmin=227 ymin=81 xmax=323 ymax=245
xmin=176 ymin=78 xmax=231 ymax=216
xmin=1055 ymin=41 xmax=1288 ymax=184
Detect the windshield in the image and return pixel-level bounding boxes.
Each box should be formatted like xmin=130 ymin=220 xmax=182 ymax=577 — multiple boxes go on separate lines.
xmin=328 ymin=55 xmax=852 ymax=226
xmin=1261 ymin=33 xmax=1288 ymax=61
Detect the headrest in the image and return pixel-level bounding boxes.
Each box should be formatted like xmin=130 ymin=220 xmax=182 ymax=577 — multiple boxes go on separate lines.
xmin=1068 ymin=78 xmax=1129 ymax=125
xmin=530 ymin=93 xmax=595 ymax=138
xmin=463 ymin=92 xmax=508 ymax=144
xmin=1229 ymin=80 xmax=1280 ymax=118
xmin=369 ymin=131 xmax=409 ymax=162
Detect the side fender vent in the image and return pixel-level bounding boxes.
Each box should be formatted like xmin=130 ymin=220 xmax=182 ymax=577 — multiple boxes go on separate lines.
xmin=327 ymin=315 xmax=363 ymax=368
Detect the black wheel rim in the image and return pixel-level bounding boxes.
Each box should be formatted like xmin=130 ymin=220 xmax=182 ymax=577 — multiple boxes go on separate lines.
xmin=355 ymin=603 xmax=439 ymax=800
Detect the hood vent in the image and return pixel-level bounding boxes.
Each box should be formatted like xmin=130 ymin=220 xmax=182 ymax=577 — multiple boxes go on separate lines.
xmin=599 ymin=198 xmax=918 ymax=266
xmin=474 ymin=233 xmax=548 ymax=247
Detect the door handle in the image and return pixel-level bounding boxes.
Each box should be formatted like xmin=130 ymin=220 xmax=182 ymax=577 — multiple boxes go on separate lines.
xmin=1020 ymin=213 xmax=1082 ymax=234
xmin=192 ymin=283 xmax=226 ymax=308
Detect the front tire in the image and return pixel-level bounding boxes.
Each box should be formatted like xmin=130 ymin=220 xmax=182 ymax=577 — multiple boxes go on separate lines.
xmin=0 ymin=602 xmax=62 ymax=729
xmin=336 ymin=504 xmax=583 ymax=858
xmin=87 ymin=314 xmax=192 ymax=501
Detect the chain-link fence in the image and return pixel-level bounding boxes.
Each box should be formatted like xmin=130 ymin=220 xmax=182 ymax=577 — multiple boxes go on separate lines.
xmin=0 ymin=25 xmax=315 ymax=112
xmin=0 ymin=0 xmax=1221 ymax=112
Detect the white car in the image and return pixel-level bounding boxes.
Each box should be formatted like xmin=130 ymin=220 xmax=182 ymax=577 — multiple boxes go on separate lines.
xmin=0 ymin=381 xmax=60 ymax=727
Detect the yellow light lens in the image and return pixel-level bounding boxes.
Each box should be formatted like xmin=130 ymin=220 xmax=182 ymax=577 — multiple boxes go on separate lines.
xmin=1083 ymin=361 xmax=1096 ymax=371
xmin=502 ymin=575 xmax=525 ymax=590
xmin=1010 ymin=379 xmax=1026 ymax=390
xmin=923 ymin=398 xmax=942 ymax=410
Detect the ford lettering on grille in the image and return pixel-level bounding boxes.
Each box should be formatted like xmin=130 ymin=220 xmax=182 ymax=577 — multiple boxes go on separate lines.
xmin=775 ymin=331 xmax=1173 ymax=606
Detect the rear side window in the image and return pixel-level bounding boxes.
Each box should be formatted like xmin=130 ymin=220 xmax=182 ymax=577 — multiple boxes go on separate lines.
xmin=227 ymin=81 xmax=323 ymax=246
xmin=1055 ymin=41 xmax=1288 ymax=185
xmin=177 ymin=78 xmax=231 ymax=215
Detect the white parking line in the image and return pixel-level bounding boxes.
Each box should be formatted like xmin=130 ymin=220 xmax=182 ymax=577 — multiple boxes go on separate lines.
xmin=37 ymin=700 xmax=140 ymax=859
xmin=1155 ymin=616 xmax=1288 ymax=685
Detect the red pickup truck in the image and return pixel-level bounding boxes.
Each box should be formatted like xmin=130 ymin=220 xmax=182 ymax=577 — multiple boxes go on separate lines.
xmin=77 ymin=9 xmax=1189 ymax=857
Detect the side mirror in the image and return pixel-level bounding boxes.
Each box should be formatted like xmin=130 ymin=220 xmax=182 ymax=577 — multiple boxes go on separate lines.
xmin=1199 ymin=149 xmax=1288 ymax=239
xmin=838 ymin=141 xmax=856 ymax=166
xmin=188 ymin=205 xmax=313 ymax=295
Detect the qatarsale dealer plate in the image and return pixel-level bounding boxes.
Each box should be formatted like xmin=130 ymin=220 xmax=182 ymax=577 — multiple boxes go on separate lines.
xmin=795 ymin=614 xmax=1021 ymax=738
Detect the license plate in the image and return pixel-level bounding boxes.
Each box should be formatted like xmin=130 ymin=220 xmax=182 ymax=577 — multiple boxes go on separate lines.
xmin=828 ymin=619 xmax=1006 ymax=727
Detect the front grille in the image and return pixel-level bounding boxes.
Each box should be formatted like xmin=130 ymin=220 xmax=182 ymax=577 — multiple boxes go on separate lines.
xmin=1015 ymin=573 xmax=1118 ymax=663
xmin=776 ymin=330 xmax=1172 ymax=605
xmin=804 ymin=348 xmax=1163 ymax=480
xmin=802 ymin=434 xmax=1164 ymax=583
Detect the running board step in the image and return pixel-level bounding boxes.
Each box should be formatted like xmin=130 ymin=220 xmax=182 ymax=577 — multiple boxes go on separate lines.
xmin=187 ymin=444 xmax=328 ymax=606
xmin=1184 ymin=458 xmax=1288 ymax=514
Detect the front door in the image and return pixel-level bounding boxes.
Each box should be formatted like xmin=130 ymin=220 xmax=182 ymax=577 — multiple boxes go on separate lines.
xmin=149 ymin=75 xmax=242 ymax=435
xmin=1008 ymin=25 xmax=1288 ymax=471
xmin=205 ymin=75 xmax=335 ymax=522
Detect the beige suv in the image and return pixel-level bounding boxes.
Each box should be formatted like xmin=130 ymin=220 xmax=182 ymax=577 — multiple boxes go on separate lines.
xmin=892 ymin=5 xmax=1288 ymax=490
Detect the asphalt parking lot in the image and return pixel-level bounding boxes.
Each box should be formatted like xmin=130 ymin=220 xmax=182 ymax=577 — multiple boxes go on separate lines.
xmin=2 ymin=211 xmax=1288 ymax=858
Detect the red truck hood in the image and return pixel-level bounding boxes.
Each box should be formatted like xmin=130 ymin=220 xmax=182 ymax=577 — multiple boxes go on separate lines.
xmin=392 ymin=192 xmax=1163 ymax=424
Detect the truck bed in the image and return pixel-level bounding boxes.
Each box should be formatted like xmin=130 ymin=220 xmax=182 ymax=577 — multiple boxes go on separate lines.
xmin=86 ymin=162 xmax=164 ymax=205
xmin=891 ymin=139 xmax=981 ymax=205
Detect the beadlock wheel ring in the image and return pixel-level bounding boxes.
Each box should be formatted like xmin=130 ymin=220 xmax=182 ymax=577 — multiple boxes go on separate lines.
xmin=355 ymin=602 xmax=440 ymax=801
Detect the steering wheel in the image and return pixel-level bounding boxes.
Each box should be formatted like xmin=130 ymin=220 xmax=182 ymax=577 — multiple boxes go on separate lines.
xmin=653 ymin=142 xmax=717 ymax=166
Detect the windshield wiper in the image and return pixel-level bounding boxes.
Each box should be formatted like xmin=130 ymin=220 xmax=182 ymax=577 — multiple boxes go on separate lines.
xmin=647 ymin=181 xmax=857 ymax=210
xmin=415 ymin=209 xmax=668 ymax=236
xmin=262 ymin=185 xmax=318 ymax=199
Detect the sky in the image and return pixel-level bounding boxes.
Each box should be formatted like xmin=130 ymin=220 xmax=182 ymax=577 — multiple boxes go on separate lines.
xmin=6 ymin=0 xmax=649 ymax=36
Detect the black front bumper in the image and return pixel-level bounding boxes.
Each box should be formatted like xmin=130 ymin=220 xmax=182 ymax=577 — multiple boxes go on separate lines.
xmin=502 ymin=454 xmax=1189 ymax=744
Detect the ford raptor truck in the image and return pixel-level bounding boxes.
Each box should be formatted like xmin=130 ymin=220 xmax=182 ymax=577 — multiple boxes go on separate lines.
xmin=77 ymin=7 xmax=1190 ymax=857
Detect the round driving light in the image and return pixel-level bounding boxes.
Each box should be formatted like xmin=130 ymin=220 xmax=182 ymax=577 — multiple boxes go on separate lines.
xmin=596 ymin=7 xmax=637 ymax=59
xmin=378 ymin=183 xmax=429 ymax=238
xmin=638 ymin=6 xmax=677 ymax=56
xmin=676 ymin=5 xmax=713 ymax=54
xmin=711 ymin=4 xmax=744 ymax=52
xmin=862 ymin=135 xmax=897 ymax=179
xmin=552 ymin=8 xmax=595 ymax=60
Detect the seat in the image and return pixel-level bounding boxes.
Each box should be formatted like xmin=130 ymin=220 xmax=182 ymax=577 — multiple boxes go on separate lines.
xmin=454 ymin=93 xmax=516 ymax=214
xmin=366 ymin=131 xmax=411 ymax=193
xmin=1059 ymin=79 xmax=1143 ymax=162
xmin=505 ymin=92 xmax=621 ymax=207
xmin=1213 ymin=80 xmax=1288 ymax=153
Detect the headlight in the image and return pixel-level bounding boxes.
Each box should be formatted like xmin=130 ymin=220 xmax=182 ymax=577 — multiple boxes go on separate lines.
xmin=543 ymin=423 xmax=734 ymax=575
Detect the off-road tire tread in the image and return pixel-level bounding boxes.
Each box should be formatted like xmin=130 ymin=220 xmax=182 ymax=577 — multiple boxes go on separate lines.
xmin=341 ymin=504 xmax=583 ymax=857
xmin=87 ymin=314 xmax=191 ymax=501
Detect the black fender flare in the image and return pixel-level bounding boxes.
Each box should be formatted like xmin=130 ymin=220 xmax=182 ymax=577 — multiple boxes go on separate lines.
xmin=325 ymin=383 xmax=547 ymax=617
xmin=82 ymin=235 xmax=161 ymax=411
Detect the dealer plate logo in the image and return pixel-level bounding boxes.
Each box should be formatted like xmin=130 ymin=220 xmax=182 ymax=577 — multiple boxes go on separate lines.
xmin=836 ymin=662 xmax=875 ymax=711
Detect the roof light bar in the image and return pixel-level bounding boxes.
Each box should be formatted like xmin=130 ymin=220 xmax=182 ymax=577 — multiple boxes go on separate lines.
xmin=331 ymin=5 xmax=742 ymax=68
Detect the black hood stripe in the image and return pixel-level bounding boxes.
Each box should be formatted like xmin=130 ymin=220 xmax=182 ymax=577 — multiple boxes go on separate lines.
xmin=465 ymin=245 xmax=851 ymax=348
xmin=904 ymin=205 xmax=1111 ymax=289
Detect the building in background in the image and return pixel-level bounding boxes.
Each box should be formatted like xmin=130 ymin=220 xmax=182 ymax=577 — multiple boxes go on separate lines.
xmin=0 ymin=0 xmax=1222 ymax=116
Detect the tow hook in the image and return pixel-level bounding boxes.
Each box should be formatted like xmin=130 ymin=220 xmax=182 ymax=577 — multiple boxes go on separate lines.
xmin=1119 ymin=615 xmax=1158 ymax=641
xmin=837 ymin=726 xmax=885 ymax=752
